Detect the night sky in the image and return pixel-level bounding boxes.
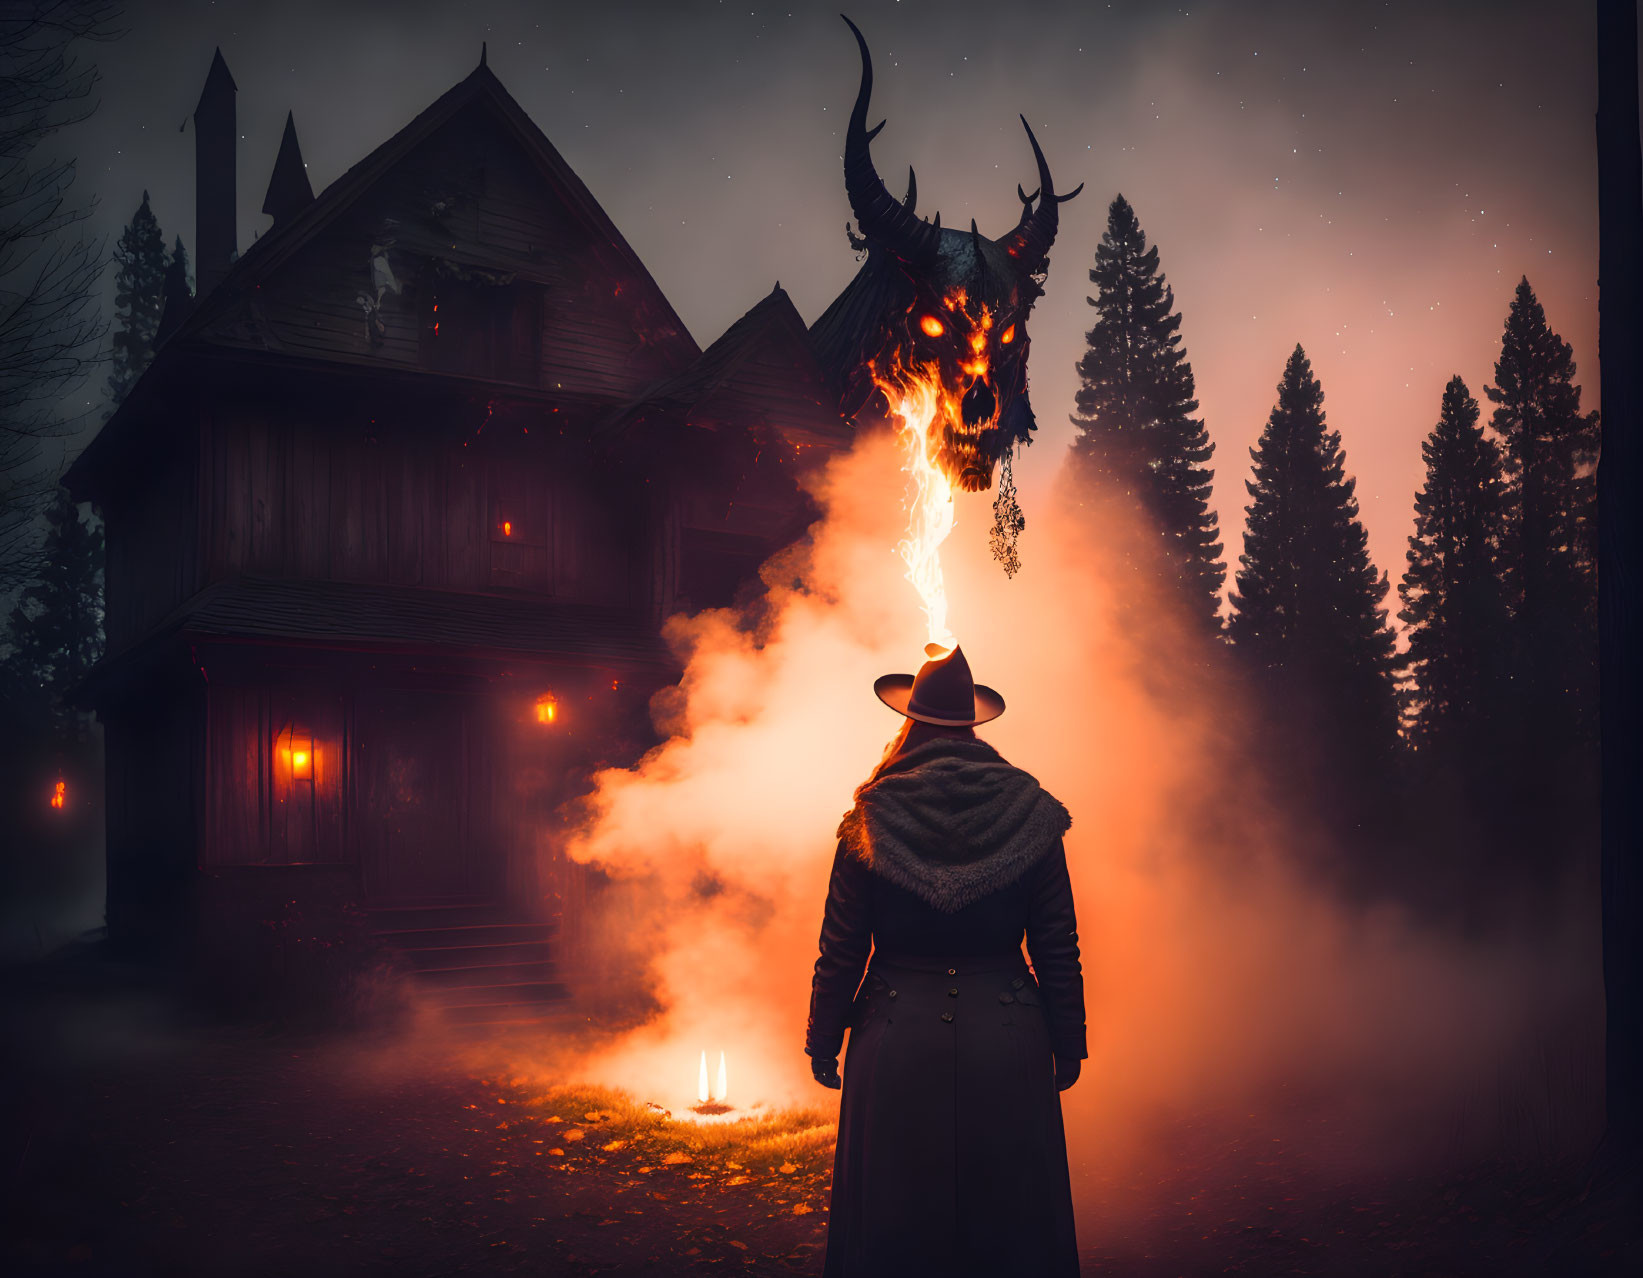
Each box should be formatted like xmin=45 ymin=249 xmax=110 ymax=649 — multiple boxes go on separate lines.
xmin=58 ymin=0 xmax=1603 ymax=607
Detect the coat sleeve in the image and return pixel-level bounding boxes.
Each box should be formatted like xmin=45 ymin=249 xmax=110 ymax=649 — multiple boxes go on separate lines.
xmin=805 ymin=839 xmax=874 ymax=1061
xmin=1024 ymin=838 xmax=1087 ymax=1061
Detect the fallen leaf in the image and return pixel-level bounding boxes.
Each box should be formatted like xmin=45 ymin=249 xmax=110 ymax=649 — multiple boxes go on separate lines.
xmin=729 ymin=1240 xmax=749 ymax=1251
xmin=564 ymin=1129 xmax=585 ymax=1142
xmin=778 ymin=1163 xmax=797 ymax=1174
xmin=725 ymin=1175 xmax=750 ymax=1186
xmin=661 ymin=1152 xmax=692 ymax=1166
xmin=602 ymin=1140 xmax=628 ymax=1152
xmin=548 ymin=1148 xmax=565 ymax=1156
xmin=793 ymin=1203 xmax=813 ymax=1215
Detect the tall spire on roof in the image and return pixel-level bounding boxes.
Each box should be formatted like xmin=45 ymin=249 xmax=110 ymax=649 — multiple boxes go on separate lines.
xmin=194 ymin=47 xmax=238 ymax=296
xmin=261 ymin=111 xmax=314 ymax=224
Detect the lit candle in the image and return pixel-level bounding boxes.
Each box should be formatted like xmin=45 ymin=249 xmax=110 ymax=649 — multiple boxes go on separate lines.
xmin=714 ymin=1051 xmax=727 ymax=1103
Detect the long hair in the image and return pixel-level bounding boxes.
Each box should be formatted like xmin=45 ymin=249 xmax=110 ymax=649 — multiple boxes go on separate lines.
xmin=862 ymin=718 xmax=977 ymax=791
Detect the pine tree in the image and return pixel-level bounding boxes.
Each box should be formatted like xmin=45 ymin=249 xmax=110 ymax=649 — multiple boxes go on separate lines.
xmin=1398 ymin=376 xmax=1511 ymax=755
xmin=1480 ymin=280 xmax=1599 ymax=880
xmin=157 ymin=234 xmax=194 ymax=343
xmin=1485 ymin=278 xmax=1599 ymax=742
xmin=3 ymin=488 xmax=105 ymax=742
xmin=106 ymin=191 xmax=167 ymax=409
xmin=1069 ymin=195 xmax=1224 ymax=628
xmin=1228 ymin=346 xmax=1402 ymax=839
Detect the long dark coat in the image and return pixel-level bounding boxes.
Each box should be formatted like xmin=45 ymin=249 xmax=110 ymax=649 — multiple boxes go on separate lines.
xmin=806 ymin=736 xmax=1085 ymax=1278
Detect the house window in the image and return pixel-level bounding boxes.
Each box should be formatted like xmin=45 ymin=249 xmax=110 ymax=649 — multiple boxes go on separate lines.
xmin=421 ymin=267 xmax=541 ymax=386
xmin=487 ymin=460 xmax=552 ymax=592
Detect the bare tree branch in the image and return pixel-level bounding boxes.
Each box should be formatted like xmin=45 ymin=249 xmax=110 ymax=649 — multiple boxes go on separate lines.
xmin=0 ymin=1 xmax=123 ymax=593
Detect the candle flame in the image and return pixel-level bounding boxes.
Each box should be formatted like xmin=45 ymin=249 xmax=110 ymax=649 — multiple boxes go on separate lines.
xmin=715 ymin=1050 xmax=727 ymax=1103
xmin=49 ymin=779 xmax=65 ymax=810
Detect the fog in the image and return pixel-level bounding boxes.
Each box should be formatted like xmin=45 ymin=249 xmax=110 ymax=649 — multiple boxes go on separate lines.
xmin=536 ymin=425 xmax=1601 ymax=1221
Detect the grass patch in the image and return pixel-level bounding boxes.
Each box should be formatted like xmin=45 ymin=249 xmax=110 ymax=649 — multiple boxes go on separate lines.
xmin=479 ymin=1077 xmax=837 ymax=1192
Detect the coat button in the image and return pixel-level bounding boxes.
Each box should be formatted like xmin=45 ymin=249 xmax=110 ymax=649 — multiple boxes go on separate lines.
xmin=948 ymin=988 xmax=959 ymax=997
xmin=940 ymin=1011 xmax=954 ymax=1022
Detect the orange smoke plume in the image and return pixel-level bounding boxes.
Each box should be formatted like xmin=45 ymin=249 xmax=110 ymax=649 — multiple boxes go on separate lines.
xmin=555 ymin=427 xmax=1600 ymax=1193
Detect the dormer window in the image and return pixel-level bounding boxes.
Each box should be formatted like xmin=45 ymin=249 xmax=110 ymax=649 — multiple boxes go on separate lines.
xmin=420 ymin=262 xmax=542 ymax=386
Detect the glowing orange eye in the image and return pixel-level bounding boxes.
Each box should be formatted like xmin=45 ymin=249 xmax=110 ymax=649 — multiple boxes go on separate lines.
xmin=919 ymin=315 xmax=945 ymax=337
xmin=1000 ymin=325 xmax=1016 ymax=345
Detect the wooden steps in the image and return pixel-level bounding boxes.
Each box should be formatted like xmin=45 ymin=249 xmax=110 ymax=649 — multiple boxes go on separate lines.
xmin=367 ymin=902 xmax=571 ymax=1028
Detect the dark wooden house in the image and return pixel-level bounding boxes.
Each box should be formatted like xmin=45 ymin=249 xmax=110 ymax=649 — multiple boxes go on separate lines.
xmin=65 ymin=50 xmax=849 ymax=1010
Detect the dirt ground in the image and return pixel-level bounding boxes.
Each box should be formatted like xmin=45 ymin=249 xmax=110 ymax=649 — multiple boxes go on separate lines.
xmin=2 ymin=955 xmax=1638 ymax=1278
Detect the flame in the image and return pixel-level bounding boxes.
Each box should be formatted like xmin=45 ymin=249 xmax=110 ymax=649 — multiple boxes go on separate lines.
xmin=49 ymin=779 xmax=65 ymax=810
xmin=874 ymin=358 xmax=958 ymax=650
xmin=870 ymin=290 xmax=1013 ymax=646
xmin=715 ymin=1050 xmax=728 ymax=1103
xmin=535 ymin=694 xmax=558 ymax=725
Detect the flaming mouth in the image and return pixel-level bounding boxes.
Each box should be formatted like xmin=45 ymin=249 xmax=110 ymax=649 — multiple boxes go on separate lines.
xmin=950 ymin=377 xmax=1000 ymax=493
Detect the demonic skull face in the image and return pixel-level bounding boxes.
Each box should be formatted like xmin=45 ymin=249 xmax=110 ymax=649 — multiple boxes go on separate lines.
xmin=887 ymin=248 xmax=1036 ymax=494
xmin=841 ymin=15 xmax=1079 ymax=497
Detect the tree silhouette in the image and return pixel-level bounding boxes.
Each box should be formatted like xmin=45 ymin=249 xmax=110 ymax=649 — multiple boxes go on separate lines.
xmin=1398 ymin=375 xmax=1510 ymax=755
xmin=3 ymin=486 xmax=103 ymax=743
xmin=1069 ymin=194 xmax=1223 ymax=629
xmin=1485 ymin=278 xmax=1599 ymax=751
xmin=106 ymin=189 xmax=165 ymax=409
xmin=1228 ymin=346 xmax=1402 ymax=848
xmin=156 ymin=233 xmax=193 ymax=344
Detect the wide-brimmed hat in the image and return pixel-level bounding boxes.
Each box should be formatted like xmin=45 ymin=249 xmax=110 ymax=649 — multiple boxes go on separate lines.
xmin=874 ymin=643 xmax=1006 ymax=727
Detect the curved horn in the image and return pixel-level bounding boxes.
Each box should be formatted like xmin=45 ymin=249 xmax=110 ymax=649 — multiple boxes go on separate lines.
xmin=998 ymin=116 xmax=1082 ymax=270
xmin=1015 ymin=184 xmax=1039 ymax=229
xmin=842 ymin=15 xmax=940 ymax=264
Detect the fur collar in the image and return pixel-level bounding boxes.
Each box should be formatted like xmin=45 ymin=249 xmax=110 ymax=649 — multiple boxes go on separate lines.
xmin=836 ymin=736 xmax=1071 ymax=913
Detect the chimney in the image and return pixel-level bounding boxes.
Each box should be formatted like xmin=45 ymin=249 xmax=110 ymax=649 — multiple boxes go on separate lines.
xmin=261 ymin=111 xmax=314 ymax=225
xmin=194 ymin=47 xmax=237 ymax=297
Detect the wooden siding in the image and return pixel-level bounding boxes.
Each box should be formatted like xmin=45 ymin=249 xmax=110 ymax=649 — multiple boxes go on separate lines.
xmin=200 ymin=411 xmax=642 ymax=607
xmin=356 ymin=690 xmax=500 ymax=904
xmin=204 ymin=686 xmax=349 ymax=866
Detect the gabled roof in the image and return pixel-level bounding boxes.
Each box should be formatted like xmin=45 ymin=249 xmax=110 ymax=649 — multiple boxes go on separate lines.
xmin=599 ymin=284 xmax=851 ymax=448
xmin=176 ymin=58 xmax=697 ymax=361
xmin=69 ymin=57 xmax=700 ymax=493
